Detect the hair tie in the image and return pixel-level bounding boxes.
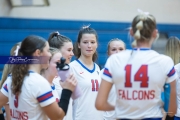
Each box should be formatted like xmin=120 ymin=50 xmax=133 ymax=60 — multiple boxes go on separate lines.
xmin=134 ymin=9 xmax=149 ymax=40
xmin=137 ymin=9 xmax=149 ymax=20
xmin=56 ymin=31 xmax=60 ymax=35
xmin=82 ymin=24 xmax=91 ymax=29
xmin=53 ymin=31 xmax=60 ymax=38
xmin=14 ymin=45 xmax=20 ymax=56
xmin=134 ymin=20 xmax=143 ymax=40
xmin=136 ymin=21 xmax=143 ymax=30
xmin=137 ymin=9 xmax=154 ymax=21
xmin=134 ymin=30 xmax=141 ymax=40
xmin=132 ymin=40 xmax=137 ymax=47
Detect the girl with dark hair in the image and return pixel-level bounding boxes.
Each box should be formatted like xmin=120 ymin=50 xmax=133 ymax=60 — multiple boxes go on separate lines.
xmin=70 ymin=26 xmax=103 ymax=120
xmin=96 ymin=11 xmax=177 ymax=120
xmin=48 ymin=31 xmax=74 ymax=64
xmin=48 ymin=31 xmax=74 ymax=120
xmin=0 ymin=35 xmax=77 ymax=120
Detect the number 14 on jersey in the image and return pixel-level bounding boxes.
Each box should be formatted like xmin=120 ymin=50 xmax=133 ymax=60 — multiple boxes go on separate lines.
xmin=125 ymin=65 xmax=149 ymax=88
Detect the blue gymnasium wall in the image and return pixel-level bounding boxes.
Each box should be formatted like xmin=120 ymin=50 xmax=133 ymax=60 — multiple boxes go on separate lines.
xmin=0 ymin=17 xmax=180 ymax=79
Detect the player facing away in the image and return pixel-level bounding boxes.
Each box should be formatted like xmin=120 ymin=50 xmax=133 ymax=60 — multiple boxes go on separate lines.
xmin=70 ymin=25 xmax=103 ymax=120
xmin=102 ymin=38 xmax=126 ymax=120
xmin=95 ymin=12 xmax=177 ymax=120
xmin=0 ymin=35 xmax=77 ymax=120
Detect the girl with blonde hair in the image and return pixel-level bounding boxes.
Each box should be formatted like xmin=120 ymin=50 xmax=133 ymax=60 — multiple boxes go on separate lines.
xmin=96 ymin=11 xmax=177 ymax=120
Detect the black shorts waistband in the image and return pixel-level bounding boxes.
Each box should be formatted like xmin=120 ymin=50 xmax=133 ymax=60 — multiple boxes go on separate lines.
xmin=119 ymin=118 xmax=162 ymax=120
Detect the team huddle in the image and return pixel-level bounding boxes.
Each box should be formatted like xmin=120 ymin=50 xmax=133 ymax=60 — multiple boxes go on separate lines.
xmin=0 ymin=11 xmax=179 ymax=120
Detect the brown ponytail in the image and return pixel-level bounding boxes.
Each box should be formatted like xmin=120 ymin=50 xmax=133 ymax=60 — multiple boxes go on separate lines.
xmin=11 ymin=35 xmax=46 ymax=95
xmin=48 ymin=31 xmax=72 ymax=50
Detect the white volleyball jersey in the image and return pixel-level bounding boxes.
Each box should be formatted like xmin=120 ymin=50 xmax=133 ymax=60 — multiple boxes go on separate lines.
xmin=70 ymin=60 xmax=103 ymax=120
xmin=175 ymin=63 xmax=180 ymax=117
xmin=1 ymin=72 xmax=55 ymax=120
xmin=53 ymin=77 xmax=73 ymax=120
xmin=102 ymin=48 xmax=177 ymax=119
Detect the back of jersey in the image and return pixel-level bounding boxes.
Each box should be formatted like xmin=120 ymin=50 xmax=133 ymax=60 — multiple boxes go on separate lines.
xmin=102 ymin=49 xmax=177 ymax=119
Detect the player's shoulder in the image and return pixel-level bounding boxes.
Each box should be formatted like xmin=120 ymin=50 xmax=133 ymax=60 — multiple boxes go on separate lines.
xmin=108 ymin=49 xmax=132 ymax=61
xmin=28 ymin=72 xmax=48 ymax=84
xmin=117 ymin=49 xmax=132 ymax=56
xmin=24 ymin=72 xmax=51 ymax=94
xmin=29 ymin=72 xmax=44 ymax=79
xmin=154 ymin=54 xmax=175 ymax=71
xmin=175 ymin=63 xmax=180 ymax=68
xmin=100 ymin=68 xmax=104 ymax=76
xmin=175 ymin=63 xmax=180 ymax=72
xmin=69 ymin=59 xmax=78 ymax=67
xmin=94 ymin=62 xmax=100 ymax=71
xmin=147 ymin=50 xmax=174 ymax=65
xmin=3 ymin=74 xmax=12 ymax=86
xmin=158 ymin=54 xmax=174 ymax=63
xmin=144 ymin=50 xmax=172 ymax=62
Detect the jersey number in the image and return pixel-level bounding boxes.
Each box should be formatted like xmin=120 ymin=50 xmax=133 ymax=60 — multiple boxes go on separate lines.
xmin=14 ymin=94 xmax=19 ymax=108
xmin=91 ymin=79 xmax=99 ymax=91
xmin=125 ymin=65 xmax=149 ymax=87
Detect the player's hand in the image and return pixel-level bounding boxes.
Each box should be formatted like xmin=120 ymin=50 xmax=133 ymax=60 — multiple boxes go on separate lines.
xmin=60 ymin=73 xmax=77 ymax=92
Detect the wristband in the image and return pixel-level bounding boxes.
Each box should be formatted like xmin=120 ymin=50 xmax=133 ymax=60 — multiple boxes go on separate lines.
xmin=0 ymin=113 xmax=5 ymax=120
xmin=165 ymin=114 xmax=174 ymax=120
xmin=58 ymin=89 xmax=72 ymax=115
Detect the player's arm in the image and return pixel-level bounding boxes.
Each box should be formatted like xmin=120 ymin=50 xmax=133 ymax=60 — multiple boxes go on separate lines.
xmin=162 ymin=57 xmax=177 ymax=117
xmin=42 ymin=89 xmax=72 ymax=120
xmin=0 ymin=82 xmax=9 ymax=110
xmin=0 ymin=92 xmax=8 ymax=110
xmin=166 ymin=80 xmax=177 ymax=117
xmin=42 ymin=74 xmax=76 ymax=120
xmin=4 ymin=104 xmax=11 ymax=120
xmin=95 ymin=79 xmax=114 ymax=111
xmin=43 ymin=102 xmax=65 ymax=120
xmin=96 ymin=56 xmax=115 ymax=111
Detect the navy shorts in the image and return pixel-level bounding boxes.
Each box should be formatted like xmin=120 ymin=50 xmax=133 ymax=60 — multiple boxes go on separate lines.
xmin=174 ymin=116 xmax=180 ymax=120
xmin=119 ymin=118 xmax=162 ymax=120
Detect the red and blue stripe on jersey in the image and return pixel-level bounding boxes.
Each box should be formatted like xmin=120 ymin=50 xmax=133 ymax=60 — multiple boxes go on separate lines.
xmin=37 ymin=91 xmax=53 ymax=103
xmin=103 ymin=68 xmax=112 ymax=78
xmin=3 ymin=84 xmax=8 ymax=92
xmin=167 ymin=67 xmax=175 ymax=77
